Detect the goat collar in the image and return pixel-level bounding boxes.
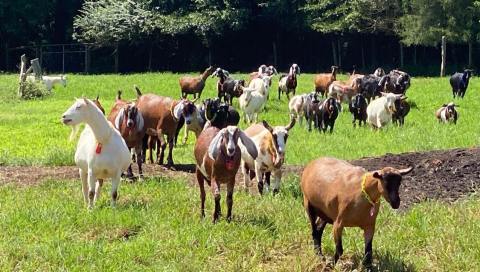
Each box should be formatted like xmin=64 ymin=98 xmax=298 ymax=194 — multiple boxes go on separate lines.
xmin=361 ymin=173 xmax=380 ymax=206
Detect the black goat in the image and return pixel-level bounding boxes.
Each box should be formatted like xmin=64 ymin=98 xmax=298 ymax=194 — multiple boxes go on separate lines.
xmin=204 ymin=98 xmax=240 ymax=129
xmin=392 ymin=97 xmax=410 ymax=126
xmin=385 ymin=70 xmax=411 ymax=94
xmin=349 ymin=94 xmax=368 ymax=127
xmin=317 ymin=97 xmax=339 ymax=133
xmin=450 ymin=69 xmax=473 ymax=98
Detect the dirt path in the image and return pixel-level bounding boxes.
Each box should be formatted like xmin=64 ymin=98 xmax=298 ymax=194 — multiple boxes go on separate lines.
xmin=1 ymin=147 xmax=479 ymax=209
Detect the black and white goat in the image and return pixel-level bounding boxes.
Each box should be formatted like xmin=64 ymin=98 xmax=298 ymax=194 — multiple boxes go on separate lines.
xmin=349 ymin=93 xmax=368 ymax=127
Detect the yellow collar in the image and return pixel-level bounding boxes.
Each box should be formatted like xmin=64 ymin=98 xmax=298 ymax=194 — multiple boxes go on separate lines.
xmin=362 ymin=174 xmax=380 ymax=206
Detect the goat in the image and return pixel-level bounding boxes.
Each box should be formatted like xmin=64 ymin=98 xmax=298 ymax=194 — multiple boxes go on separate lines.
xmin=392 ymin=97 xmax=410 ymax=126
xmin=436 ymin=102 xmax=458 ymax=124
xmin=278 ymin=64 xmax=300 ymax=100
xmin=61 ymin=98 xmax=130 ymax=209
xmin=317 ymin=97 xmax=340 ymax=133
xmin=359 ymin=75 xmax=390 ymax=103
xmin=366 ymin=92 xmax=403 ymax=129
xmin=328 ymin=80 xmax=359 ymax=105
xmin=203 ymin=98 xmax=240 ymax=129
xmin=175 ymin=99 xmax=206 ymax=144
xmin=314 ymin=66 xmax=338 ymax=97
xmin=179 ymin=66 xmax=215 ymax=99
xmin=239 ymin=85 xmax=267 ymax=124
xmin=301 ymin=157 xmax=412 ymax=268
xmin=249 ymin=65 xmax=277 ymax=83
xmin=242 ymin=119 xmax=295 ymax=195
xmin=136 ymin=93 xmax=181 ymax=166
xmin=373 ymin=67 xmax=385 ymax=77
xmin=349 ymin=93 xmax=368 ymax=127
xmin=27 ymin=74 xmax=67 ymax=91
xmin=288 ymin=94 xmax=306 ymax=125
xmin=302 ymin=92 xmax=322 ymax=131
xmin=385 ymin=69 xmax=411 ymax=94
xmin=194 ymin=126 xmax=258 ymax=223
xmin=450 ymin=69 xmax=473 ymax=98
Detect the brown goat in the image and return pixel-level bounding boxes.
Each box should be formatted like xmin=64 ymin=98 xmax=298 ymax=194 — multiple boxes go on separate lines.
xmin=314 ymin=66 xmax=338 ymax=97
xmin=301 ymin=157 xmax=412 ymax=268
xmin=194 ymin=126 xmax=257 ymax=223
xmin=328 ymin=80 xmax=360 ymax=105
xmin=179 ymin=66 xmax=215 ymax=99
xmin=136 ymin=93 xmax=181 ymax=166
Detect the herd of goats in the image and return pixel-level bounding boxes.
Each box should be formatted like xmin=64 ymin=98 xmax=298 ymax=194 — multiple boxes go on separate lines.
xmin=59 ymin=64 xmax=473 ymax=269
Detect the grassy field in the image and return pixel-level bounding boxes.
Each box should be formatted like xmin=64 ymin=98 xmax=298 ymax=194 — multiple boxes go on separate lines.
xmin=0 ymin=73 xmax=479 ymax=166
xmin=0 ymin=176 xmax=479 ymax=271
xmin=1 ymin=72 xmax=480 ymax=271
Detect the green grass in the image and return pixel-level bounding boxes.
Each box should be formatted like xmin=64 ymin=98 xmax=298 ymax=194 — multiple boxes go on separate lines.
xmin=0 ymin=73 xmax=479 ymax=166
xmin=0 ymin=176 xmax=479 ymax=271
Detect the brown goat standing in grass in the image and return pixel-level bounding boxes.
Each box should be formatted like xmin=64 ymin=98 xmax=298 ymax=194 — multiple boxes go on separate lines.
xmin=179 ymin=66 xmax=215 ymax=99
xmin=194 ymin=126 xmax=258 ymax=223
xmin=301 ymin=157 xmax=412 ymax=269
xmin=314 ymin=66 xmax=338 ymax=97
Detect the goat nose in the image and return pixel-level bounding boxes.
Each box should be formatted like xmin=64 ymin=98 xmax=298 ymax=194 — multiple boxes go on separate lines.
xmin=228 ymin=147 xmax=235 ymax=154
xmin=62 ymin=115 xmax=66 ymax=118
xmin=186 ymin=120 xmax=191 ymax=125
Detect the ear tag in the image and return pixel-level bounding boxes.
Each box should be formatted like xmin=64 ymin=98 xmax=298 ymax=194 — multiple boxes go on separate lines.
xmin=369 ymin=206 xmax=375 ymax=217
xmin=96 ymin=143 xmax=102 ymax=154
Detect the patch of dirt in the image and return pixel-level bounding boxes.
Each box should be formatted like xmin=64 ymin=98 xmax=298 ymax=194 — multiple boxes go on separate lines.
xmin=1 ymin=148 xmax=479 ymax=209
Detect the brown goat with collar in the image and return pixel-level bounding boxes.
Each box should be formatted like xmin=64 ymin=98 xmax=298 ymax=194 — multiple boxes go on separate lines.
xmin=301 ymin=157 xmax=412 ymax=269
xmin=179 ymin=66 xmax=215 ymax=99
xmin=194 ymin=126 xmax=258 ymax=223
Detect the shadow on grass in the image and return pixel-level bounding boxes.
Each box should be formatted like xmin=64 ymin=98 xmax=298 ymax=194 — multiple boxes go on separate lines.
xmin=234 ymin=214 xmax=277 ymax=235
xmin=337 ymin=251 xmax=416 ymax=272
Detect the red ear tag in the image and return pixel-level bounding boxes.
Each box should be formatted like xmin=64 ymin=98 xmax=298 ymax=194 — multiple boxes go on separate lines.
xmin=95 ymin=143 xmax=102 ymax=154
xmin=369 ymin=206 xmax=375 ymax=217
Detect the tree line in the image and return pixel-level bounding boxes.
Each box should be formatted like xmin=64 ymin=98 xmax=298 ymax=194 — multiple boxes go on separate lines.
xmin=1 ymin=0 xmax=480 ymax=74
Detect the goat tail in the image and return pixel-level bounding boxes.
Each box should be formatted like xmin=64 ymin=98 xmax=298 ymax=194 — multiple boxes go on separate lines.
xmin=69 ymin=124 xmax=80 ymax=142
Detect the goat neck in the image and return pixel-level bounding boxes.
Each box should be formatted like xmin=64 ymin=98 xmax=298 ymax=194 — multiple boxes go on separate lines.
xmin=85 ymin=103 xmax=114 ymax=144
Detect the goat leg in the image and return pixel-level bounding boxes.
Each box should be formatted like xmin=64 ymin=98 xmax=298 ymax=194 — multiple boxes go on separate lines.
xmin=333 ymin=221 xmax=344 ymax=265
xmin=196 ymin=169 xmax=206 ymax=218
xmin=166 ymin=134 xmax=175 ymax=167
xmin=212 ymin=180 xmax=221 ymax=223
xmin=363 ymin=226 xmax=375 ymax=270
xmin=79 ymin=169 xmax=88 ymax=205
xmin=136 ymin=145 xmax=143 ymax=179
xmin=157 ymin=130 xmax=166 ymax=165
xmin=306 ymin=201 xmax=324 ymax=255
xmin=226 ymin=182 xmax=234 ymax=222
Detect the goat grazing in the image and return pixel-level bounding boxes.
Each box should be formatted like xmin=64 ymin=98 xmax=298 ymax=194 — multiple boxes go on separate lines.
xmin=242 ymin=119 xmax=295 ymax=195
xmin=317 ymin=97 xmax=340 ymax=133
xmin=392 ymin=97 xmax=410 ymax=126
xmin=61 ymin=98 xmax=131 ymax=209
xmin=349 ymin=94 xmax=368 ymax=127
xmin=436 ymin=102 xmax=458 ymax=124
xmin=301 ymin=157 xmax=412 ymax=268
xmin=314 ymin=66 xmax=338 ymax=97
xmin=278 ymin=64 xmax=300 ymax=100
xmin=179 ymin=66 xmax=215 ymax=99
xmin=366 ymin=93 xmax=403 ymax=129
xmin=450 ymin=69 xmax=473 ymax=98
xmin=194 ymin=126 xmax=258 ymax=222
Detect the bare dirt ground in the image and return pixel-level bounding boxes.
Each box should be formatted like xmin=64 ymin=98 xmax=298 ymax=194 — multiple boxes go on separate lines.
xmin=1 ymin=147 xmax=479 ymax=209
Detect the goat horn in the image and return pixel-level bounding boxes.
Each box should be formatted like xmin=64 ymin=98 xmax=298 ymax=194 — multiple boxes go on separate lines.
xmin=285 ymin=117 xmax=296 ymax=131
xmin=398 ymin=166 xmax=413 ymax=176
xmin=96 ymin=95 xmax=100 ymax=101
xmin=262 ymin=120 xmax=274 ymax=133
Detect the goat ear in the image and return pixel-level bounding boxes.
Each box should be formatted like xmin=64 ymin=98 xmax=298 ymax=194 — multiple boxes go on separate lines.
xmin=372 ymin=171 xmax=382 ymax=180
xmin=398 ymin=166 xmax=413 ymax=176
xmin=442 ymin=104 xmax=448 ymax=107
xmin=208 ymin=129 xmax=226 ymax=160
xmin=135 ymin=110 xmax=144 ymax=131
xmin=380 ymin=92 xmax=388 ymax=97
xmin=238 ymin=130 xmax=258 ymax=160
xmin=262 ymin=120 xmax=274 ymax=133
xmin=173 ymin=102 xmax=184 ymax=120
xmin=114 ymin=108 xmax=125 ymax=130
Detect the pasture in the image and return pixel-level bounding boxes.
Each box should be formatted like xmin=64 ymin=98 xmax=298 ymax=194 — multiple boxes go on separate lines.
xmin=1 ymin=72 xmax=480 ymax=271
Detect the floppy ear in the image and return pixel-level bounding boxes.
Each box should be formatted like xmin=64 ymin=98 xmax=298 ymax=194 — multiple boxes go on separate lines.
xmin=173 ymin=102 xmax=184 ymax=120
xmin=262 ymin=120 xmax=274 ymax=133
xmin=208 ymin=129 xmax=226 ymax=160
xmin=297 ymin=66 xmax=301 ymax=75
xmin=372 ymin=171 xmax=382 ymax=180
xmin=238 ymin=130 xmax=258 ymax=160
xmin=398 ymin=166 xmax=413 ymax=176
xmin=135 ymin=110 xmax=144 ymax=131
xmin=114 ymin=108 xmax=125 ymax=130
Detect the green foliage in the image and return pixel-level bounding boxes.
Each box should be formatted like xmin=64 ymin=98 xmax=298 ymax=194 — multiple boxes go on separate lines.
xmin=19 ymin=80 xmax=50 ymax=100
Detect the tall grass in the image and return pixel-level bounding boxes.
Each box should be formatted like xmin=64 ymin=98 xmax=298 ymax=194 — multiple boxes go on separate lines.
xmin=0 ymin=73 xmax=478 ymax=166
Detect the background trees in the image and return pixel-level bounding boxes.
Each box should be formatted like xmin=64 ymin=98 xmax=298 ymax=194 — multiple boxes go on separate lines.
xmin=2 ymin=0 xmax=480 ymax=74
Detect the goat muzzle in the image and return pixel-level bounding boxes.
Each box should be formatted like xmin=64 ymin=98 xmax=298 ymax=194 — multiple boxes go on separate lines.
xmin=225 ymin=155 xmax=235 ymax=170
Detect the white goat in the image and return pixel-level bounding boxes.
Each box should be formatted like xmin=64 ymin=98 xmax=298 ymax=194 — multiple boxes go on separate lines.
xmin=288 ymin=94 xmax=306 ymax=124
xmin=239 ymin=85 xmax=267 ymax=124
xmin=366 ymin=92 xmax=402 ymax=128
xmin=241 ymin=119 xmax=295 ymax=194
xmin=27 ymin=75 xmax=67 ymax=91
xmin=61 ymin=98 xmax=130 ymax=209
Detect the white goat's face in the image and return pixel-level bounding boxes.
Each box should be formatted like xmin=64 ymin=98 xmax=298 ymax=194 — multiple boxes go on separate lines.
xmin=62 ymin=99 xmax=88 ymax=126
xmin=382 ymin=93 xmax=401 ymax=113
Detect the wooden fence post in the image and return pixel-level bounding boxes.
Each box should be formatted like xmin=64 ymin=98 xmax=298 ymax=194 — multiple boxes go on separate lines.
xmin=441 ymin=36 xmax=446 ymax=77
